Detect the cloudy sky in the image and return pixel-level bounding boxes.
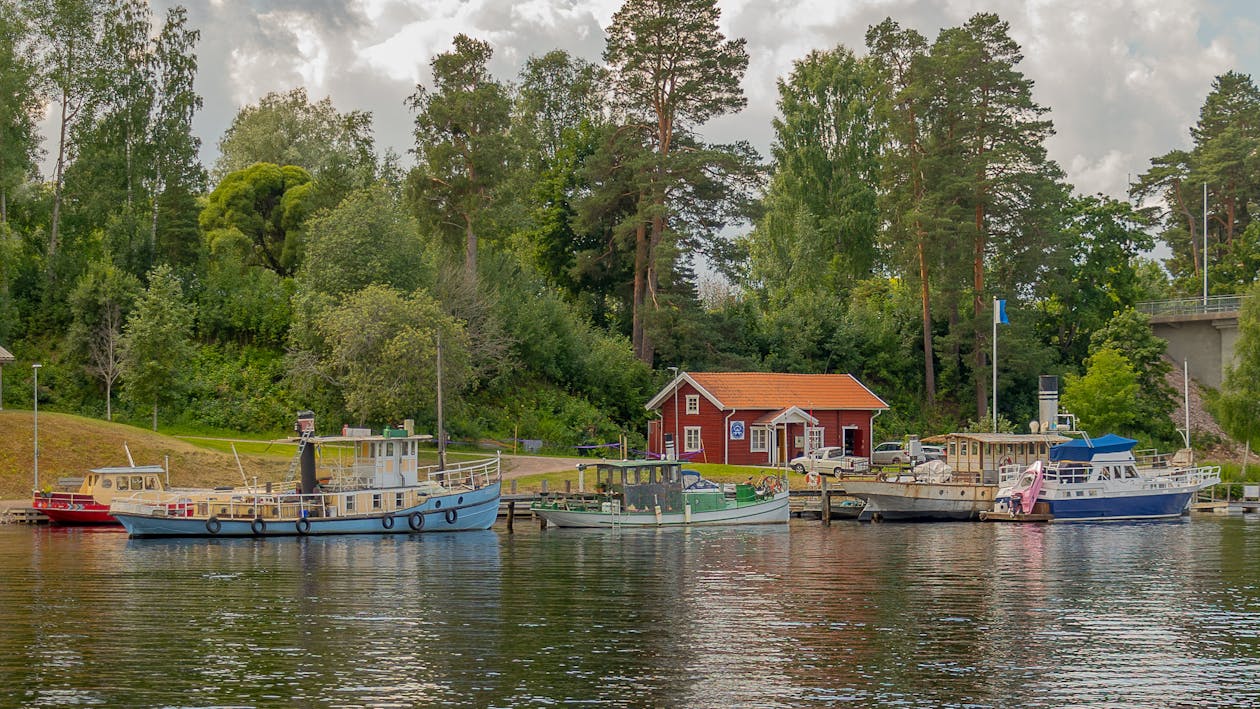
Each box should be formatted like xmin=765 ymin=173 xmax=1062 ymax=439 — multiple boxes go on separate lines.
xmin=133 ymin=0 xmax=1260 ymax=201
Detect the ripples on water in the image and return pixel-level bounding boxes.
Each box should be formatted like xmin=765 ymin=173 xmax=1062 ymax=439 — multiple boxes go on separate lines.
xmin=2 ymin=517 xmax=1260 ymax=707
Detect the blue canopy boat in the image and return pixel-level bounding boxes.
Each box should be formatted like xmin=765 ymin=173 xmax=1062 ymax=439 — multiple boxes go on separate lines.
xmin=991 ymin=434 xmax=1219 ymax=522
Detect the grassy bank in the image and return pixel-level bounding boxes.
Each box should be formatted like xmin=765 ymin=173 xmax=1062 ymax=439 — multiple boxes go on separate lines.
xmin=0 ymin=410 xmax=290 ymax=500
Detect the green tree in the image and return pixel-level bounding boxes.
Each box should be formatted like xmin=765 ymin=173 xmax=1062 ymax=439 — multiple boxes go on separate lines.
xmin=120 ymin=264 xmax=194 ymax=429
xmin=1134 ymin=71 xmax=1260 ymax=295
xmin=604 ymin=0 xmax=749 ymax=363
xmin=147 ymin=6 xmax=205 ymax=266
xmin=932 ymin=14 xmax=1064 ymax=419
xmin=200 ymin=162 xmax=314 ymax=276
xmin=1218 ymin=283 xmax=1260 ymax=448
xmin=1088 ymin=308 xmax=1177 ymax=442
xmin=866 ymin=18 xmax=937 ymax=407
xmin=214 ymin=87 xmax=377 ymax=203
xmin=0 ymin=2 xmax=43 ymax=225
xmin=754 ymin=44 xmax=880 ymax=294
xmin=298 ymin=186 xmax=429 ymax=298
xmin=1061 ymin=347 xmax=1140 ymax=435
xmin=67 ymin=259 xmax=141 ymax=419
xmin=317 ymin=284 xmax=470 ymax=425
xmin=407 ymin=34 xmax=514 ymax=281
xmin=1037 ymin=196 xmax=1156 ymax=364
xmin=31 ymin=0 xmax=106 ymax=258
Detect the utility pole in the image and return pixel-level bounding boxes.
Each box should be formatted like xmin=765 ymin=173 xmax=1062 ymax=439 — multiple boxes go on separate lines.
xmin=436 ymin=332 xmax=446 ymax=471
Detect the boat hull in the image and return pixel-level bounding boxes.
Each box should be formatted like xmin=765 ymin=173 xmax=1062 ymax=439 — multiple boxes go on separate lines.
xmin=32 ymin=498 xmax=118 ymax=525
xmin=116 ymin=482 xmax=501 ymax=538
xmin=532 ymin=491 xmax=790 ymax=528
xmin=840 ymin=481 xmax=996 ymax=521
xmin=995 ymin=488 xmax=1195 ymax=522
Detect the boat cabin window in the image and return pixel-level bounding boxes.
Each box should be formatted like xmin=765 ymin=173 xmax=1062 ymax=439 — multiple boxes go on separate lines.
xmin=117 ymin=477 xmax=129 ymax=491
xmin=1123 ymin=465 xmax=1139 ymax=479
xmin=372 ymin=493 xmax=382 ymax=510
xmin=345 ymin=495 xmax=356 ymax=512
xmin=132 ymin=476 xmax=143 ymax=490
xmin=101 ymin=477 xmax=112 ymax=489
xmin=145 ymin=476 xmax=158 ymax=490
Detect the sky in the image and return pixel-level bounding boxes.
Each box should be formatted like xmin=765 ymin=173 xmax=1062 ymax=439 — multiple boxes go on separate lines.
xmin=122 ymin=0 xmax=1260 ymax=203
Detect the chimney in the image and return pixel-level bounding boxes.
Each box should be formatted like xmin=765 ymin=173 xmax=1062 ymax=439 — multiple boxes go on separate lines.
xmin=1038 ymin=376 xmax=1059 ymax=431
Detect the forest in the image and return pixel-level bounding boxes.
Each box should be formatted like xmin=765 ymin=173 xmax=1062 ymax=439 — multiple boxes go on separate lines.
xmin=2 ymin=0 xmax=1259 ymax=452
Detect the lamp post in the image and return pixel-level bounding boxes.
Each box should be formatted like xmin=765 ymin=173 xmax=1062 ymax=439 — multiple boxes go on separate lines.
xmin=668 ymin=366 xmax=679 ymax=460
xmin=32 ymin=363 xmax=40 ymax=493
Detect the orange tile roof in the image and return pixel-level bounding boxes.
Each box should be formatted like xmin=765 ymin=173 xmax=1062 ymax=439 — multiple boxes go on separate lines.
xmin=687 ymin=372 xmax=888 ymax=411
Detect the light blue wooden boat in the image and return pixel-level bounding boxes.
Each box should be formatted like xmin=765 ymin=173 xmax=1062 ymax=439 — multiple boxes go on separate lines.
xmin=111 ymin=428 xmax=501 ymax=538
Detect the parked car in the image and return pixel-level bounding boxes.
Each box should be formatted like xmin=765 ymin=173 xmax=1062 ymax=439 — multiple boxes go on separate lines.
xmin=789 ymin=447 xmax=870 ymax=476
xmin=871 ymin=441 xmax=945 ymax=467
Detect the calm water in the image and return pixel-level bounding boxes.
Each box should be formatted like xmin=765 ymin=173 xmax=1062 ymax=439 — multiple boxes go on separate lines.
xmin=2 ymin=516 xmax=1260 ymax=707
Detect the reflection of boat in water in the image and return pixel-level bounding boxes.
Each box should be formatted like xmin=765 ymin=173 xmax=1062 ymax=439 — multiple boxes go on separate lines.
xmin=112 ymin=414 xmax=501 ymax=538
xmin=531 ymin=459 xmax=789 ymax=528
xmin=988 ymin=434 xmax=1220 ymax=522
xmin=33 ymin=456 xmax=169 ymax=526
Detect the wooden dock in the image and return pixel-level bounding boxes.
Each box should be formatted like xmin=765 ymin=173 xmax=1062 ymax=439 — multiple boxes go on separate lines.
xmin=0 ymin=507 xmax=48 ymax=525
xmin=979 ymin=510 xmax=1053 ymax=523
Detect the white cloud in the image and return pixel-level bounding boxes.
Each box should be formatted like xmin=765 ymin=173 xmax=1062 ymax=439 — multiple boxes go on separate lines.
xmin=119 ymin=0 xmax=1259 ymax=201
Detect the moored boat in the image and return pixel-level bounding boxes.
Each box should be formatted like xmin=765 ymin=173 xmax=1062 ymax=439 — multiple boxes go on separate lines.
xmin=839 ymin=432 xmax=1069 ymax=521
xmin=988 ymin=434 xmax=1220 ymax=522
xmin=531 ymin=459 xmax=789 ymax=528
xmin=32 ymin=462 xmax=168 ymax=525
xmin=111 ymin=422 xmax=501 ymax=538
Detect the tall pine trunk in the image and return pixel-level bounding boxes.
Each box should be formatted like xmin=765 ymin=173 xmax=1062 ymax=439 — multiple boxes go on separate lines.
xmin=917 ymin=231 xmax=935 ymax=408
xmin=632 ymin=220 xmax=649 ymax=362
xmin=973 ymin=202 xmax=986 ymax=422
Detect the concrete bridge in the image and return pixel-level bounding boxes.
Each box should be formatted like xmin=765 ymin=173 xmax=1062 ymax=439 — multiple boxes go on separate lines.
xmin=1137 ymin=295 xmax=1248 ymax=389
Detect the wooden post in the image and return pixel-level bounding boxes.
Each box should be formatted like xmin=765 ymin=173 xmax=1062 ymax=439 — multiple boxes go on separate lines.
xmin=511 ymin=479 xmax=518 ymax=495
xmin=565 ymin=479 xmax=572 ymax=493
xmin=507 ymin=500 xmax=515 ymax=533
xmin=542 ymin=480 xmax=549 ymax=494
xmin=514 ymin=423 xmax=518 ymax=455
xmin=821 ymin=476 xmax=831 ymax=527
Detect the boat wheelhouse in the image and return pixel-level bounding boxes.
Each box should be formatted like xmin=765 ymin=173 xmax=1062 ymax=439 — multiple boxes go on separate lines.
xmin=531 ymin=459 xmax=789 ymax=528
xmin=33 ymin=464 xmax=168 ymax=525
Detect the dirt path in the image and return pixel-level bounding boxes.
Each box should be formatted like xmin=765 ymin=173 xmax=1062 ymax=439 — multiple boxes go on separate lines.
xmin=499 ymin=455 xmax=589 ymax=480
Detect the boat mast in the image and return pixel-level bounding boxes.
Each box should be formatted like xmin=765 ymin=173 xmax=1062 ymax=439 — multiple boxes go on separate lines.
xmin=436 ymin=331 xmax=446 ymax=471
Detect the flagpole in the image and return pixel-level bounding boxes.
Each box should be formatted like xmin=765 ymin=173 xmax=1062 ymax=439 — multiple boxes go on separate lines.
xmin=992 ymin=298 xmax=998 ymax=433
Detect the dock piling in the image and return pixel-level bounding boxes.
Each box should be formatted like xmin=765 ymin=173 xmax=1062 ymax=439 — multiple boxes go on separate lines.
xmin=821 ymin=476 xmax=831 ymax=527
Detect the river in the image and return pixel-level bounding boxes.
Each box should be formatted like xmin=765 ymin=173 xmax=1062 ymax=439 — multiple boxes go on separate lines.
xmin=1 ymin=516 xmax=1259 ymax=707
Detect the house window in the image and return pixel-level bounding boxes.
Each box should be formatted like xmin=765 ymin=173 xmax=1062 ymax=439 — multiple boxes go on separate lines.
xmin=750 ymin=427 xmax=769 ymax=452
xmin=684 ymin=426 xmax=702 ymax=452
xmin=806 ymin=427 xmax=824 ymax=452
xmin=685 ymin=395 xmax=699 ymax=414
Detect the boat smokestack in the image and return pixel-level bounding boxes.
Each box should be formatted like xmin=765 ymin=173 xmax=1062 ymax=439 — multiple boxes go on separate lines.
xmin=296 ymin=410 xmax=317 ymax=494
xmin=1038 ymin=376 xmax=1059 ymax=431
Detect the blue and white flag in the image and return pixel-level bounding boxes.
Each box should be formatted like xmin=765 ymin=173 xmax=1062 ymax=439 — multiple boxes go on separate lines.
xmin=994 ymin=299 xmax=1009 ymax=325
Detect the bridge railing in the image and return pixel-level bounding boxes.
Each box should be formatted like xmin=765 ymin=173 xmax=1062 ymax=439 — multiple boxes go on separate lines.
xmin=1136 ymin=295 xmax=1247 ymax=317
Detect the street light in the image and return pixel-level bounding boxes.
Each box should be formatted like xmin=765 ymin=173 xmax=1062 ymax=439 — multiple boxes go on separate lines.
xmin=668 ymin=366 xmax=679 ymax=460
xmin=32 ymin=363 xmax=40 ymax=493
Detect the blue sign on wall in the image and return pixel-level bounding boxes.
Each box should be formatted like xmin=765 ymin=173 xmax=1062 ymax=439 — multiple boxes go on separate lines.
xmin=729 ymin=420 xmax=746 ymax=440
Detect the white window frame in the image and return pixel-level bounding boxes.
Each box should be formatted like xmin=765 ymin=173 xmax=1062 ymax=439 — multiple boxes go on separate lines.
xmin=684 ymin=426 xmax=702 ymax=452
xmin=750 ymin=426 xmax=769 ymax=453
xmin=685 ymin=394 xmax=700 ymax=415
xmin=806 ymin=426 xmax=824 ymax=453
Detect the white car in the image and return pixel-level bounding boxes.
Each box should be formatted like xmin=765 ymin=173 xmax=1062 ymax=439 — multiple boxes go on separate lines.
xmin=871 ymin=441 xmax=946 ymax=467
xmin=789 ymin=447 xmax=869 ymax=476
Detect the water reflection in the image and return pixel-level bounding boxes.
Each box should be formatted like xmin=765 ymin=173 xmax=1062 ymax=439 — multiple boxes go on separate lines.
xmin=2 ymin=519 xmax=1260 ymax=706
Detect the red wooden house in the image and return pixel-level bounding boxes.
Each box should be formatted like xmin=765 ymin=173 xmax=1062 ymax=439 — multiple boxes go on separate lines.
xmin=645 ymin=372 xmax=889 ymax=465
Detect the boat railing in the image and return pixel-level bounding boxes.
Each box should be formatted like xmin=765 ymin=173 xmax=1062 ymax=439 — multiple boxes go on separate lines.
xmin=112 ymin=485 xmax=435 ymax=521
xmin=421 ymin=456 xmax=501 ymax=490
xmin=997 ymin=464 xmax=1026 ymax=485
